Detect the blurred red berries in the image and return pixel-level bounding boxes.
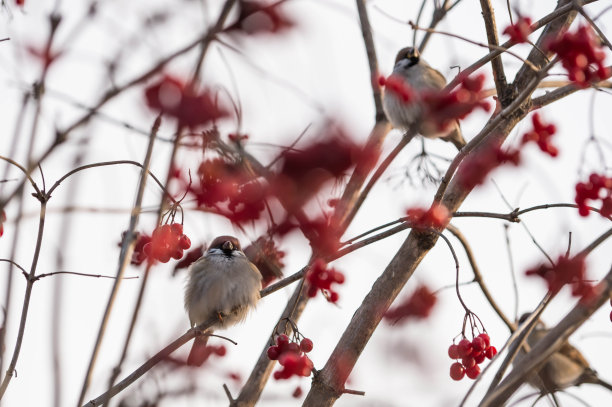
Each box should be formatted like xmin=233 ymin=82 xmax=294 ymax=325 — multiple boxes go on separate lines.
xmin=306 ymin=259 xmax=345 ymax=303
xmin=273 ymin=130 xmax=362 ymax=214
xmin=380 ymin=73 xmax=490 ymax=133
xmin=379 ymin=74 xmax=414 ymax=103
xmin=575 ymin=173 xmax=612 ymax=217
xmin=547 ymin=25 xmax=610 ymax=88
xmin=525 ymin=254 xmax=594 ymax=299
xmin=422 ymin=73 xmax=491 ymax=133
xmin=503 ymin=16 xmax=533 ymax=43
xmin=457 ymin=140 xmax=521 ymax=189
xmin=0 ymin=210 xmax=6 ymax=238
xmin=405 ymin=203 xmax=450 ymax=231
xmin=227 ymin=0 xmax=294 ymax=36
xmin=384 ymin=284 xmax=437 ymax=323
xmin=145 ymin=75 xmax=229 ymax=129
xmin=521 ymin=113 xmax=558 ymax=157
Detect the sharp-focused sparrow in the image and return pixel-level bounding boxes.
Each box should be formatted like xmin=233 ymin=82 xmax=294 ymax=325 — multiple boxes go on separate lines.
xmin=184 ymin=235 xmax=262 ymax=366
xmin=383 ymin=46 xmax=466 ymax=150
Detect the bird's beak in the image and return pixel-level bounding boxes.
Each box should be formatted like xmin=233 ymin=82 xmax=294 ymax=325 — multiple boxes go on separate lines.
xmin=408 ymin=48 xmax=420 ymax=62
xmin=222 ymin=241 xmax=234 ymax=251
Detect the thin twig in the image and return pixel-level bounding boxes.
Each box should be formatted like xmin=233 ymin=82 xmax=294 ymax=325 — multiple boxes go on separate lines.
xmin=409 ymin=21 xmax=540 ymax=72
xmin=445 ymin=225 xmax=515 ymax=331
xmin=0 ymin=201 xmax=48 ymax=397
xmin=76 ymin=116 xmax=162 ymax=406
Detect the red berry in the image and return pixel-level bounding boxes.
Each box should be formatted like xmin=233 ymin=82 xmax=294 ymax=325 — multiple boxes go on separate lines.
xmin=474 ymin=352 xmax=486 ymax=364
xmin=466 ymin=364 xmax=481 ymax=379
xmin=450 ymin=362 xmax=465 ymax=381
xmin=448 ymin=344 xmax=460 ymax=359
xmin=458 ymin=338 xmax=473 ymax=357
xmin=171 ymin=223 xmax=183 ymax=235
xmin=286 ymin=342 xmax=300 ymax=354
xmin=300 ymin=338 xmax=314 ymax=353
xmin=329 ymin=291 xmax=339 ymax=303
xmin=180 ymin=235 xmax=191 ymax=250
xmin=276 ymin=334 xmax=289 ymax=347
xmin=485 ymin=346 xmax=497 ymax=359
xmin=477 ymin=333 xmax=490 ymax=347
xmin=157 ymin=251 xmax=171 ymax=263
xmin=292 ymin=386 xmax=303 ymax=398
xmin=267 ymin=346 xmax=280 ymax=360
xmin=215 ymin=345 xmax=227 ymax=356
xmin=143 ymin=242 xmax=152 ymax=256
xmin=462 ymin=356 xmax=476 ymax=369
xmin=472 ymin=336 xmax=486 ymax=352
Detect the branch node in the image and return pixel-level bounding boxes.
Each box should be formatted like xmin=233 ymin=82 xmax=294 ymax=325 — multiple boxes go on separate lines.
xmin=223 ymin=383 xmax=235 ymax=403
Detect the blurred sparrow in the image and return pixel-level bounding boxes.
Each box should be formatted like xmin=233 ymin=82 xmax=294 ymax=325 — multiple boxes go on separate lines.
xmin=184 ymin=235 xmax=262 ymax=366
xmin=383 ymin=46 xmax=466 ymax=150
xmin=514 ymin=314 xmax=612 ymax=393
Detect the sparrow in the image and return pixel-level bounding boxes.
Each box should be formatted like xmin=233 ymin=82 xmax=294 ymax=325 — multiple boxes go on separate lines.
xmin=382 ymin=46 xmax=466 ymax=150
xmin=184 ymin=235 xmax=262 ymax=366
xmin=513 ymin=314 xmax=612 ymax=394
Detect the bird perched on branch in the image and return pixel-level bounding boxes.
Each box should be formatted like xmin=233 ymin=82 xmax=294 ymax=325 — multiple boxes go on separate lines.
xmin=514 ymin=314 xmax=612 ymax=394
xmin=383 ymin=46 xmax=466 ymax=150
xmin=184 ymin=235 xmax=262 ymax=366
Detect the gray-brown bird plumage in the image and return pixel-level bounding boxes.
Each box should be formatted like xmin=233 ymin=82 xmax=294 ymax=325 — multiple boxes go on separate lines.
xmin=184 ymin=236 xmax=262 ymax=366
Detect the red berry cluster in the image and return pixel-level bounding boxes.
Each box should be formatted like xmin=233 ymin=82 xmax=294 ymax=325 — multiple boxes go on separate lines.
xmin=503 ymin=16 xmax=533 ymax=43
xmin=547 ymin=25 xmax=610 ymax=88
xmin=575 ymin=173 xmax=612 ymax=217
xmin=0 ymin=210 xmax=6 ymax=238
xmin=306 ymin=259 xmax=345 ymax=303
xmin=143 ymin=223 xmax=191 ymax=263
xmin=457 ymin=140 xmax=521 ymax=189
xmin=378 ymin=74 xmax=414 ymax=103
xmin=274 ymin=132 xmax=363 ymax=215
xmin=521 ymin=113 xmax=558 ymax=157
xmin=405 ymin=203 xmax=450 ymax=231
xmin=267 ymin=334 xmax=314 ymax=380
xmin=525 ymin=254 xmax=594 ymax=299
xmin=448 ymin=334 xmax=497 ymax=381
xmin=384 ymin=284 xmax=437 ymax=323
xmin=191 ymin=158 xmax=247 ymax=207
xmin=145 ymin=75 xmax=229 ymax=129
xmin=179 ymin=158 xmax=266 ymax=224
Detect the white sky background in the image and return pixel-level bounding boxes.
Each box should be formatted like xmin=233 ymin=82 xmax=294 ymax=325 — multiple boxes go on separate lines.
xmin=1 ymin=0 xmax=611 ymax=406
